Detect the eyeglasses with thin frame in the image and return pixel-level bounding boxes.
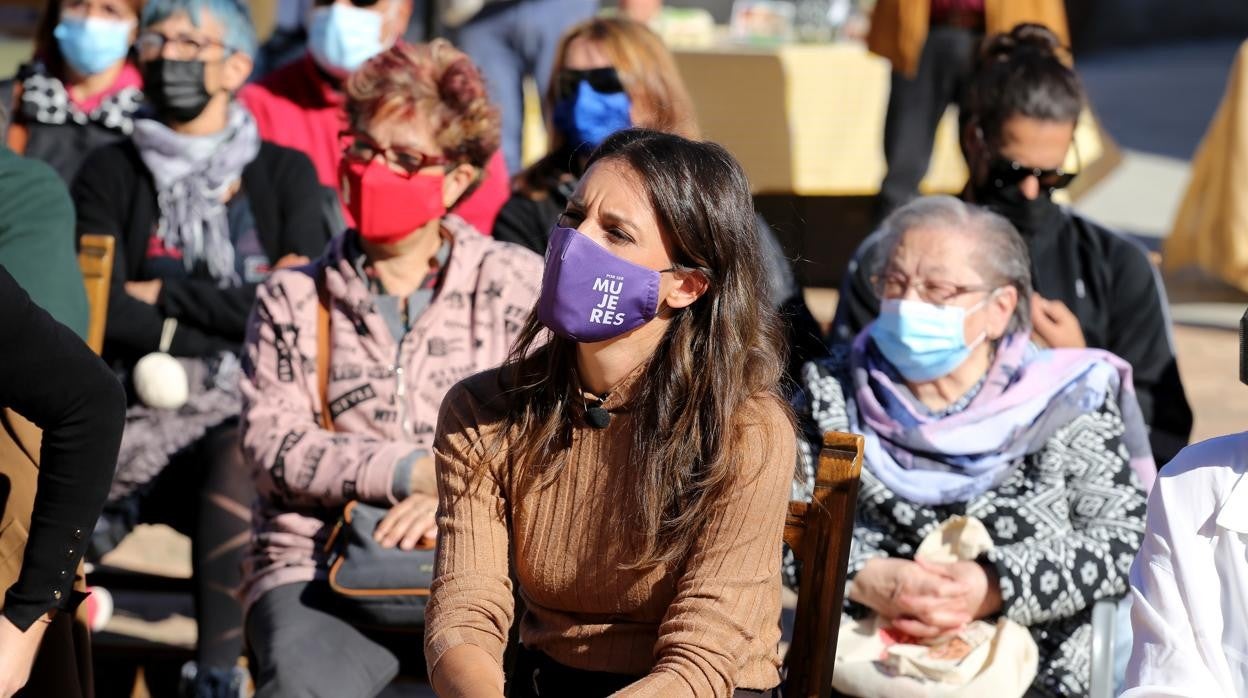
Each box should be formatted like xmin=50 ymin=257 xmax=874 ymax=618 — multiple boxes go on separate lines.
xmin=339 ymin=131 xmax=448 ymax=177
xmin=870 ymin=271 xmax=994 ymax=306
xmin=136 ymin=31 xmax=232 ymax=61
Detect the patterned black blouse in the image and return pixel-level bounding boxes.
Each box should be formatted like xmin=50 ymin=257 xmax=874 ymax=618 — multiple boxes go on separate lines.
xmin=794 ymin=352 xmax=1148 ymax=697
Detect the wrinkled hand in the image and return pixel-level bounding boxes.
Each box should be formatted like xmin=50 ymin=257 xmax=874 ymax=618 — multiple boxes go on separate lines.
xmin=1031 ymin=294 xmax=1085 ymax=348
xmin=273 ymin=254 xmax=310 ymax=270
xmin=0 ymin=613 xmax=50 ymax=698
xmin=849 ymin=557 xmax=972 ymax=638
xmin=886 ymin=559 xmax=1003 ymax=638
xmin=373 ymin=493 xmax=438 ymax=550
xmin=125 ymin=279 xmax=162 ymax=305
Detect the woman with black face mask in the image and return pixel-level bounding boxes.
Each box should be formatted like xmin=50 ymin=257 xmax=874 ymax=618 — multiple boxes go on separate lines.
xmin=68 ymin=0 xmax=326 ymax=694
xmin=831 ymin=23 xmax=1193 ymax=468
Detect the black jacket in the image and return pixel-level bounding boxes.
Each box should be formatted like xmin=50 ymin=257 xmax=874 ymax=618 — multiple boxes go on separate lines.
xmin=71 ymin=138 xmax=328 ymax=367
xmin=0 ymin=69 xmax=139 ymax=185
xmin=829 ymin=209 xmax=1193 ymax=466
xmin=0 ymin=265 xmax=125 ymax=630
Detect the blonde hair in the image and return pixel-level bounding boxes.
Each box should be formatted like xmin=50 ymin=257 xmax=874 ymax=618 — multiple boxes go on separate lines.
xmin=517 ymin=17 xmax=699 ymax=194
xmin=547 ymin=17 xmax=698 ymax=143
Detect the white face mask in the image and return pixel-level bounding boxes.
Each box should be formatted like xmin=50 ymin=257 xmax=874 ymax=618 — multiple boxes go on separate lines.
xmin=306 ymin=2 xmax=397 ymax=77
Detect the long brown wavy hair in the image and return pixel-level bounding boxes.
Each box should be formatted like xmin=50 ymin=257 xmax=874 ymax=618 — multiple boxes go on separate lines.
xmin=515 ymin=17 xmax=699 ymax=198
xmin=498 ymin=129 xmax=790 ymax=569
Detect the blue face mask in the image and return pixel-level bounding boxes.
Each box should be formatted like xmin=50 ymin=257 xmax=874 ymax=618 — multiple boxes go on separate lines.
xmin=54 ymin=16 xmax=134 ymax=77
xmin=553 ymin=79 xmax=632 ymax=151
xmin=869 ymin=297 xmax=993 ymax=382
xmin=307 ymin=4 xmax=386 ymax=77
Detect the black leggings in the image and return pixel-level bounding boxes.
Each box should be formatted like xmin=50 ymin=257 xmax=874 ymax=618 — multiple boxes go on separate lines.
xmin=132 ymin=420 xmax=253 ymax=670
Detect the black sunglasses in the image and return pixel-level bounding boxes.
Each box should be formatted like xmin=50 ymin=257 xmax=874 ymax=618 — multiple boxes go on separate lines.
xmin=555 ymin=67 xmax=625 ymax=102
xmin=987 ymin=156 xmax=1078 ymax=193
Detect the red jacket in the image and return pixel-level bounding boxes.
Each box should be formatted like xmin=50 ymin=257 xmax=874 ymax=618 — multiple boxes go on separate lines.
xmin=239 ymin=55 xmax=508 ymax=235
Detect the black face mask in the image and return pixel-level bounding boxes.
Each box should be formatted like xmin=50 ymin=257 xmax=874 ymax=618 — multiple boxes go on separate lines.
xmin=972 ymin=177 xmax=1065 ymax=237
xmin=142 ymin=58 xmax=214 ymax=124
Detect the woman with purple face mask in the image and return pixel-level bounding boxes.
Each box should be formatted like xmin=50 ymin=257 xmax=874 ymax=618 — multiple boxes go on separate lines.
xmin=425 ymin=129 xmax=795 ymax=698
xmin=495 ymin=16 xmax=826 ymax=394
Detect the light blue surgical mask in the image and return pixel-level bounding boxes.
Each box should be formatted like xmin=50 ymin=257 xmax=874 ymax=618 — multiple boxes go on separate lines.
xmin=307 ymin=4 xmax=386 ymax=77
xmin=54 ymin=16 xmax=135 ymax=77
xmin=553 ymin=79 xmax=632 ymax=152
xmin=869 ymin=295 xmax=994 ymax=382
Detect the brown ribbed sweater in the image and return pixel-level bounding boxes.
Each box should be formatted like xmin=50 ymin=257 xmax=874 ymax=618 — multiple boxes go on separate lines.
xmin=423 ymin=365 xmax=796 ymax=696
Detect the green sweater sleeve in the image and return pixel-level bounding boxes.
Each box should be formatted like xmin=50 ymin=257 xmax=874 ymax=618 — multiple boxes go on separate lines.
xmin=0 ymin=147 xmax=90 ymax=340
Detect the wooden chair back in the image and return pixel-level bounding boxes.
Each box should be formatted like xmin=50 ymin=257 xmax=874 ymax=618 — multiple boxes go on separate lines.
xmin=782 ymin=431 xmax=865 ymax=698
xmin=78 ymin=234 xmax=115 ymax=355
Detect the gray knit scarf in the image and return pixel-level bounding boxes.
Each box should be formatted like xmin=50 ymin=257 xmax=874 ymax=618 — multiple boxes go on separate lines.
xmin=131 ymin=102 xmax=261 ymax=288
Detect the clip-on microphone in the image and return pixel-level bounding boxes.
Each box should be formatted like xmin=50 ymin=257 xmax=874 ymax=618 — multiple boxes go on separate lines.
xmin=586 ymin=394 xmax=611 ymax=429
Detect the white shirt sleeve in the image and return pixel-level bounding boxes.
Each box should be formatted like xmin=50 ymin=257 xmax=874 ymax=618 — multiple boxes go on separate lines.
xmin=1122 ymin=436 xmax=1248 ymax=696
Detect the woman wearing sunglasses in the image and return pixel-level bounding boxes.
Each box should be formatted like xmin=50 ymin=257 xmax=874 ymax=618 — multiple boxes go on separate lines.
xmin=831 ymin=22 xmax=1193 ymax=467
xmin=1 ymin=0 xmax=146 ymax=184
xmin=69 ymin=0 xmax=327 ymax=693
xmin=495 ymin=16 xmax=825 ymax=389
xmin=426 ymin=128 xmax=793 ymax=698
xmin=239 ymin=41 xmax=541 ymax=697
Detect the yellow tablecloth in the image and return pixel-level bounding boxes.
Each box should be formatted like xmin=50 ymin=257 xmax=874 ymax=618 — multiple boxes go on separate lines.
xmin=1165 ymin=40 xmax=1248 ymax=292
xmin=671 ymin=41 xmax=1107 ymax=197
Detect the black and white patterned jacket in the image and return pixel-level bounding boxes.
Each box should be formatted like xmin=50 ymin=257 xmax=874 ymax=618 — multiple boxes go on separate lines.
xmin=795 ymin=353 xmax=1148 ymax=697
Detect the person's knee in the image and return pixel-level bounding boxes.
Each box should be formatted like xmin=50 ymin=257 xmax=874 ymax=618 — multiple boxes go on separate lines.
xmin=254 ymin=644 xmax=399 ymax=698
xmin=248 ymin=588 xmax=400 ymax=698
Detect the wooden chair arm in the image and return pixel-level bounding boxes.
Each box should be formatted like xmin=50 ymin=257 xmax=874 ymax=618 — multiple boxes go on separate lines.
xmin=783 ymin=431 xmax=864 ymax=698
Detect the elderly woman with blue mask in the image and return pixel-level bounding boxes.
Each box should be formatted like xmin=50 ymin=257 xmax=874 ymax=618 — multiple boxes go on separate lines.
xmin=69 ymin=0 xmax=326 ymax=694
xmin=794 ymin=196 xmax=1153 ymax=697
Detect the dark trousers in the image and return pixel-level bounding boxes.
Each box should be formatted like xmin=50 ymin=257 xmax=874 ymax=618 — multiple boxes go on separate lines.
xmin=508 ymin=646 xmax=781 ymax=697
xmin=247 ymin=581 xmax=424 ymax=698
xmin=877 ymin=24 xmax=983 ymax=220
xmin=127 ymin=421 xmax=253 ymax=671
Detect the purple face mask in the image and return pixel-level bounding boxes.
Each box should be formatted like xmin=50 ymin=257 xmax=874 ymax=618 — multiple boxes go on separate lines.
xmin=538 ymin=226 xmax=670 ymax=343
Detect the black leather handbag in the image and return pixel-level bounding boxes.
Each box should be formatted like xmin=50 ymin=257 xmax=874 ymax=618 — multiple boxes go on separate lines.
xmin=322 ymin=501 xmax=435 ymax=629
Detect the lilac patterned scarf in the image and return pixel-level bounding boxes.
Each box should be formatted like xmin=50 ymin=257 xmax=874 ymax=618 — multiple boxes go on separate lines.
xmin=850 ymin=330 xmax=1155 ymax=506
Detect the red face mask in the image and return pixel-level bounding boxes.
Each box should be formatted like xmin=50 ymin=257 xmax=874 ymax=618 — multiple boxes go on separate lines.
xmin=339 ymin=157 xmax=447 ymax=245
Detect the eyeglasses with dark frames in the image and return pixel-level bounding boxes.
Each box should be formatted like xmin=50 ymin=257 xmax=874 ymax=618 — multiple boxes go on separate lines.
xmin=339 ymin=131 xmax=448 ymax=177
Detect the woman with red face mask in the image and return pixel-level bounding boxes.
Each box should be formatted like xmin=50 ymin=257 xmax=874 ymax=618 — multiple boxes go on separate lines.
xmin=237 ymin=40 xmax=542 ymax=697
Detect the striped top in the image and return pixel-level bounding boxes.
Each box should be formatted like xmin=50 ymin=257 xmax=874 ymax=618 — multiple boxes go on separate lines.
xmin=424 ymin=363 xmax=796 ymax=695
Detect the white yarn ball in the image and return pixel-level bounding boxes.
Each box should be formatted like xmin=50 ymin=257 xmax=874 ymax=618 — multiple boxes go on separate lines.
xmin=133 ymin=352 xmax=190 ymax=410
